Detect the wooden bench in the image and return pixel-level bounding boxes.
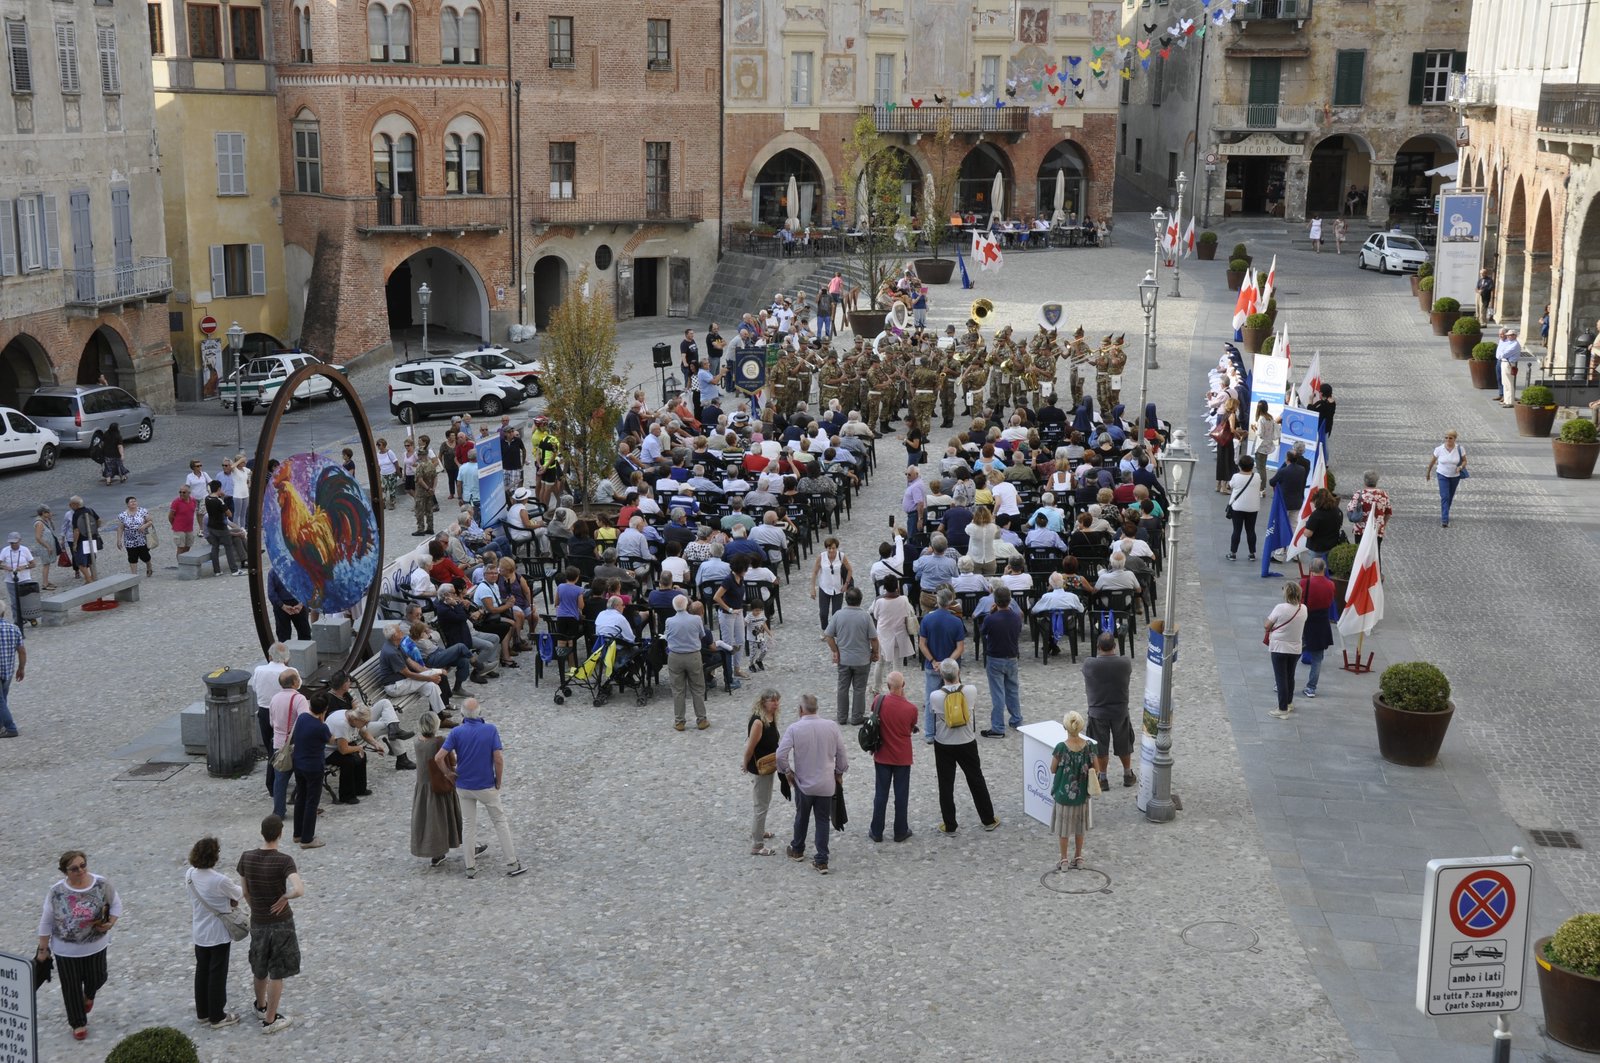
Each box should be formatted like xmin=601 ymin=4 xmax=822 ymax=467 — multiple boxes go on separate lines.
xmin=348 ymin=654 xmax=427 ymax=721
xmin=41 ymin=574 xmax=142 ymax=626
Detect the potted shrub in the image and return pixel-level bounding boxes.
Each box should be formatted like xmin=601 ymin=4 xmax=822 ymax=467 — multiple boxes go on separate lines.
xmin=1515 ymin=384 xmax=1558 ymax=437
xmin=1373 ymin=661 xmax=1454 ymax=767
xmin=1265 ymin=296 xmax=1279 ymax=328
xmin=1418 ymin=274 xmax=1434 ymax=314
xmin=1411 ymin=260 xmax=1432 ymax=297
xmin=1536 ymin=912 xmax=1600 ymax=1053
xmin=1226 ymin=258 xmax=1248 ymax=291
xmin=106 ymin=1026 xmax=200 ymax=1063
xmin=911 ymin=107 xmax=959 ymax=284
xmin=1468 ymin=341 xmax=1499 ymax=389
xmin=1231 ymin=243 xmax=1250 ymax=267
xmin=1554 ymin=416 xmax=1600 ymax=479
xmin=1259 ymin=334 xmax=1275 ymax=356
xmin=1447 ymin=315 xmax=1482 ymax=358
xmin=1327 ymin=541 xmax=1357 ymax=607
xmin=1197 ymin=231 xmax=1218 ymax=261
xmin=1241 ymin=312 xmax=1272 ymax=353
xmin=1430 ymin=296 xmax=1462 ymax=336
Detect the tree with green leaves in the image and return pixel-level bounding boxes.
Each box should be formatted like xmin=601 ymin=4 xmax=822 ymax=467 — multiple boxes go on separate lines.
xmin=537 ymin=266 xmax=621 ymax=513
xmin=838 ymin=111 xmax=907 ymax=311
xmin=921 ymin=107 xmax=962 ymax=261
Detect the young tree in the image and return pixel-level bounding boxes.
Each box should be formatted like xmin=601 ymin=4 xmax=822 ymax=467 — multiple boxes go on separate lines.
xmin=837 ymin=111 xmax=907 ymax=312
xmin=921 ymin=106 xmax=962 ymax=261
xmin=538 ymin=266 xmax=621 ymax=513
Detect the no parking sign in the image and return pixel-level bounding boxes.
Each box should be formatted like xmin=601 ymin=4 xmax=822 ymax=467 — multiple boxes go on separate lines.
xmin=1416 ymin=855 xmax=1533 ymax=1017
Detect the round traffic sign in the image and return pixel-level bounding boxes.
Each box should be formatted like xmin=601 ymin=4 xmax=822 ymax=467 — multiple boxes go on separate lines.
xmin=199 ymin=315 xmax=219 ymax=335
xmin=1205 ymin=152 xmax=1218 ymax=164
xmin=1450 ymin=870 xmax=1516 ymax=937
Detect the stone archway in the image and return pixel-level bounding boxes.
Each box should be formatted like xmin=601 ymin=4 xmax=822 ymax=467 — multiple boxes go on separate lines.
xmin=1306 ymin=133 xmax=1375 ymax=217
xmin=1498 ymin=177 xmax=1528 ymax=324
xmin=531 ymin=255 xmax=568 ymax=331
xmin=384 ymin=245 xmax=490 ymax=352
xmin=1035 ymin=141 xmax=1089 ymax=221
xmin=77 ymin=326 xmax=134 ymax=387
xmin=1569 ymin=193 xmax=1600 ymax=369
xmin=750 ymin=147 xmax=827 ymax=228
xmin=1392 ymin=133 xmax=1456 ymax=217
xmin=1524 ymin=192 xmax=1554 ymax=343
xmin=0 ymin=333 xmax=54 ymax=408
xmin=957 ymin=143 xmax=1013 ymax=219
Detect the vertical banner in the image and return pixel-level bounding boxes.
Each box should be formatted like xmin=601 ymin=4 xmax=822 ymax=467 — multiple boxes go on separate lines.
xmin=1247 ymin=353 xmax=1290 ymax=463
xmin=1276 ymin=405 xmax=1324 ymax=471
xmin=1433 ymin=193 xmax=1485 ymax=308
xmin=475 ymin=436 xmax=506 ymax=532
xmin=1138 ymin=628 xmax=1176 ymax=814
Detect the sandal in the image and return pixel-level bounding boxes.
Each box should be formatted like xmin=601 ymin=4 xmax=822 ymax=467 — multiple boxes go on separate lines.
xmin=1056 ymin=859 xmax=1070 ymax=872
xmin=750 ymin=846 xmax=776 ymax=857
xmin=1069 ymin=856 xmax=1083 ymax=869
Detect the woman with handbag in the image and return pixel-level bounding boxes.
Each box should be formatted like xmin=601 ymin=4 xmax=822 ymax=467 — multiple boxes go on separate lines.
xmin=1225 ymin=455 xmax=1262 ymax=562
xmin=1050 ymin=711 xmax=1096 ymax=870
xmin=1251 ymin=401 xmax=1279 ymax=492
xmin=739 ymin=690 xmax=782 ymax=856
xmin=33 ymin=505 xmax=61 ymax=591
xmin=410 ymin=712 xmax=465 ymax=866
xmin=1424 ymin=430 xmax=1466 ymax=528
xmin=185 ymin=835 xmax=246 ymax=1028
xmin=1265 ymin=581 xmax=1308 ymax=720
xmin=1212 ymin=397 xmax=1239 ymax=491
xmin=36 ymin=850 xmax=121 ymax=1041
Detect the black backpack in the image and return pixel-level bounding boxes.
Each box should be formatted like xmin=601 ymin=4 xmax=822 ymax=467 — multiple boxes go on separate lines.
xmin=857 ymin=694 xmax=886 ymax=754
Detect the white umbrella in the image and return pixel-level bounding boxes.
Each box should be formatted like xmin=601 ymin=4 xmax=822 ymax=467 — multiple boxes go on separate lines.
xmin=1051 ymin=169 xmax=1066 ymax=225
xmin=786 ymin=175 xmax=800 ymax=231
xmin=989 ymin=170 xmax=1004 ymax=225
xmin=856 ymin=173 xmax=869 ymax=228
xmin=923 ymin=173 xmax=936 ymax=243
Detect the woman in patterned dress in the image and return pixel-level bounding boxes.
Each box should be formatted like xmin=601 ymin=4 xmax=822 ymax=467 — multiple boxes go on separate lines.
xmin=1051 ymin=711 xmax=1095 ymax=870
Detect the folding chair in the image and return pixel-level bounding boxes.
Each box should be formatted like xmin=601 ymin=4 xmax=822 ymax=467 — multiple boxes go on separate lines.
xmin=1090 ymin=589 xmax=1139 ymax=656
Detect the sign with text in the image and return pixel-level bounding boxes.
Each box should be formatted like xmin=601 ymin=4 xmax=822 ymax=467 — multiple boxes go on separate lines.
xmin=1246 ymin=354 xmax=1290 ymax=462
xmin=0 ymin=950 xmax=38 ymax=1063
xmin=1276 ymin=405 xmax=1324 ymax=473
xmin=1433 ymin=193 xmax=1485 ymax=308
xmin=1416 ymin=855 xmax=1532 ymax=1017
xmin=474 ymin=435 xmax=506 ymax=534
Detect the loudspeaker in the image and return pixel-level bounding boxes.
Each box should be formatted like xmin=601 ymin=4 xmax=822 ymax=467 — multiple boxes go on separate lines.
xmin=652 ymin=342 xmax=673 ymax=368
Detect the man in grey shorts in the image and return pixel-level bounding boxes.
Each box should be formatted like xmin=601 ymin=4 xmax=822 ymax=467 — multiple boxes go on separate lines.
xmin=237 ymin=815 xmax=305 ymax=1034
xmin=1082 ymin=633 xmax=1135 ymax=791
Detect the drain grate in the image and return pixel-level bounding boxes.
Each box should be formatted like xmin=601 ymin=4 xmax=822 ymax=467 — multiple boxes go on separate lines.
xmin=114 ymin=762 xmax=186 ymax=783
xmin=1528 ymin=829 xmax=1583 ymax=850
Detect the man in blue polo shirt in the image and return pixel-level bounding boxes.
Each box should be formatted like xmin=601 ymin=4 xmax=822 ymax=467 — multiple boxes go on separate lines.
xmin=435 ymin=699 xmax=528 ymax=880
xmin=916 ymin=586 xmax=967 ymax=744
xmin=979 ymin=585 xmax=1024 ymax=737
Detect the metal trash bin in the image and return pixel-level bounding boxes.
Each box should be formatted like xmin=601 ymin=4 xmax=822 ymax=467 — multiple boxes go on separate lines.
xmin=204 ymin=668 xmax=257 ymax=778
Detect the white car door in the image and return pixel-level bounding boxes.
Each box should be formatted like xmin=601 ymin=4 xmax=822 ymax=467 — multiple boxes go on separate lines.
xmin=438 ymin=366 xmax=479 ymax=412
xmin=0 ymin=410 xmax=26 ymax=470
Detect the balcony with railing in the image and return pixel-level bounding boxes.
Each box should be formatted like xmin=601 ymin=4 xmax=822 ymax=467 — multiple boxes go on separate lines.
xmin=64 ymin=257 xmax=172 ymax=308
xmin=354 ymin=195 xmax=511 ymax=234
xmin=869 ymin=105 xmax=1028 ymax=136
xmin=1538 ymin=84 xmax=1600 ymax=136
xmin=1215 ymin=103 xmax=1315 ymax=132
xmin=526 ymin=190 xmax=704 ymax=227
xmin=1237 ymin=0 xmax=1311 ymax=22
xmin=1448 ymin=73 xmax=1496 ymax=109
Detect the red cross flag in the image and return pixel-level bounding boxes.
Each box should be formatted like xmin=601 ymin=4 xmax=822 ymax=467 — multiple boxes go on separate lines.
xmin=972 ymin=230 xmax=1004 ymax=271
xmin=1285 ymin=443 xmax=1326 ymax=562
xmin=1337 ymin=517 xmax=1384 ymax=637
xmin=1231 ymin=269 xmax=1259 ymax=332
xmin=1182 ymin=218 xmax=1196 ymax=259
xmin=1296 ymin=350 xmax=1323 ymax=407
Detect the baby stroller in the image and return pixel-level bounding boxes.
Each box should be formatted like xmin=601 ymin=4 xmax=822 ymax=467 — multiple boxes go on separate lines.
xmin=560 ymin=635 xmax=655 ymax=707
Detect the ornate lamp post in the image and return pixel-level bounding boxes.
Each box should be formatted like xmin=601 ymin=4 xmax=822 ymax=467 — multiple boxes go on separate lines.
xmin=1172 ymin=171 xmax=1188 ymax=298
xmin=1138 ymin=271 xmax=1159 ymax=437
xmin=1148 ymin=208 xmax=1166 ymax=372
xmin=226 ymin=322 xmax=245 ymax=451
xmin=417 ymin=282 xmax=432 ymax=356
xmin=1146 ymin=428 xmax=1198 ymax=824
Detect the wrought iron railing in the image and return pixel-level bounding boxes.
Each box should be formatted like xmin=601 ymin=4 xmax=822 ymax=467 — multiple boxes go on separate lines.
xmin=526 ymin=190 xmax=704 ymax=225
xmin=354 ymin=195 xmax=511 ymax=232
xmin=1448 ymin=73 xmax=1496 ymax=107
xmin=65 ymin=257 xmax=172 ymax=307
xmin=869 ymin=105 xmax=1027 ymax=135
xmin=1538 ymin=83 xmax=1600 ymax=135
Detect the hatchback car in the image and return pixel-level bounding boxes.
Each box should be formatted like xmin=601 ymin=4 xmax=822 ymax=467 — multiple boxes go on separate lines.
xmin=22 ymin=385 xmax=155 ymax=451
xmin=0 ymin=406 xmax=60 ymax=471
xmin=1357 ymin=232 xmax=1431 ymax=274
xmin=450 ymin=347 xmax=544 ymax=396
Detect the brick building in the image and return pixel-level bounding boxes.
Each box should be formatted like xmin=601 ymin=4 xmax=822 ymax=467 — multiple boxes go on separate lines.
xmin=723 ymin=0 xmax=1119 ymax=245
xmin=271 ymin=0 xmax=720 ymax=365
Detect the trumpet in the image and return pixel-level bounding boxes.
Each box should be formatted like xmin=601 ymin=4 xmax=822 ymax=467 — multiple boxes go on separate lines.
xmin=971 ymin=298 xmax=994 ymax=322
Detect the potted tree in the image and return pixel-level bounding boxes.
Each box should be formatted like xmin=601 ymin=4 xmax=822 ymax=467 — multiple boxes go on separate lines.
xmin=1417 ymin=274 xmax=1434 ymax=314
xmin=1536 ymin=912 xmax=1600 ymax=1053
xmin=1231 ymin=243 xmax=1251 ymax=268
xmin=1411 ymin=260 xmax=1432 ymax=298
xmin=1327 ymin=541 xmax=1357 ymax=606
xmin=1241 ymin=312 xmax=1272 ymax=353
xmin=1447 ymin=315 xmax=1482 ymax=358
xmin=1373 ymin=661 xmax=1454 ymax=767
xmin=911 ymin=107 xmax=960 ymax=285
xmin=1554 ymin=416 xmax=1600 ymax=479
xmin=1468 ymin=341 xmax=1499 ymax=389
xmin=1515 ymin=384 xmax=1558 ymax=437
xmin=1197 ymin=231 xmax=1218 ymax=261
xmin=1430 ymin=296 xmax=1462 ymax=336
xmin=837 ymin=112 xmax=906 ymax=338
xmin=1226 ymin=258 xmax=1249 ymax=291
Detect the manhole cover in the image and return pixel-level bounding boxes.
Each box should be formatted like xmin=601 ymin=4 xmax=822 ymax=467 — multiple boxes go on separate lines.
xmin=1181 ymin=921 xmax=1261 ymax=953
xmin=114 ymin=762 xmax=186 ymax=782
xmin=1040 ymin=866 xmax=1112 ymax=895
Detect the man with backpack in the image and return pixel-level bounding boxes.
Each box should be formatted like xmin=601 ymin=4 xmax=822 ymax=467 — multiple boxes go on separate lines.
xmin=929 ymin=659 xmax=1000 ymax=835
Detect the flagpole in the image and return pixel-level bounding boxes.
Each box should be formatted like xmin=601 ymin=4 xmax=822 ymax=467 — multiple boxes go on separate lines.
xmin=1172 ymin=172 xmax=1187 ymax=298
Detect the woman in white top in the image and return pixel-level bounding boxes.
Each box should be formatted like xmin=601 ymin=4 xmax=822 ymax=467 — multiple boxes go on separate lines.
xmin=185 ymin=835 xmax=246 ymax=1028
xmin=1265 ymin=581 xmax=1308 ymax=719
xmin=1423 ymin=430 xmax=1467 ymax=527
xmin=1225 ymin=454 xmax=1263 ymax=562
xmin=230 ymin=453 xmax=252 ymax=519
xmin=37 ymin=849 xmax=122 ymax=1040
xmin=1047 ymin=448 xmax=1074 ymax=498
xmin=965 ymin=505 xmax=999 ymax=575
xmin=809 ymin=536 xmax=852 ymax=629
xmin=376 ymin=438 xmax=401 ymax=509
xmin=1251 ymin=401 xmax=1279 ymax=489
xmin=868 ymin=574 xmax=917 ymax=694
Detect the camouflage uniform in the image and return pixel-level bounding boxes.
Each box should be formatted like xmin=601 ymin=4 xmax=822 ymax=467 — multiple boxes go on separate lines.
xmin=1107 ymin=335 xmax=1129 ymax=407
xmin=908 ymin=362 xmax=940 ymax=430
xmin=960 ymin=356 xmax=990 ymax=418
xmin=936 ymin=348 xmax=959 ymax=427
xmin=1066 ymin=328 xmax=1091 ymax=407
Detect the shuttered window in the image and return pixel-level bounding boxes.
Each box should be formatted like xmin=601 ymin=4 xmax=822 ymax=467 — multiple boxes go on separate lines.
xmin=96 ymin=23 xmax=118 ymax=92
xmin=1333 ymin=49 xmax=1364 ymax=106
xmin=215 ymin=131 xmax=246 ymax=195
xmin=6 ymin=20 xmax=32 ymax=94
xmin=55 ymin=20 xmax=79 ymax=94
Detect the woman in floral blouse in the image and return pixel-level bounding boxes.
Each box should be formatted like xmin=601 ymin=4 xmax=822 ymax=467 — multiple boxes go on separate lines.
xmin=1051 ymin=710 xmax=1096 ymax=870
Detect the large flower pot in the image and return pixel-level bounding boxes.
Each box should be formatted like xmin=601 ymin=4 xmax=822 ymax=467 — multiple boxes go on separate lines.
xmin=848 ymin=310 xmax=888 ymax=339
xmin=1418 ymin=290 xmax=1433 ymax=314
xmin=1468 ymin=359 xmax=1499 ymax=389
xmin=1197 ymin=243 xmax=1217 ymax=261
xmin=913 ymin=257 xmax=956 ymax=285
xmin=1240 ymin=326 xmax=1268 ymax=354
xmin=1226 ymin=270 xmax=1245 ymax=291
xmin=1430 ymin=311 xmax=1462 ymax=336
xmin=1447 ymin=332 xmax=1481 ymax=359
xmin=1373 ymin=695 xmax=1454 ymax=767
xmin=1515 ymin=403 xmax=1558 ymax=437
xmin=1553 ymin=439 xmax=1600 ymax=479
xmin=1536 ymin=936 xmax=1600 ymax=1053
xmin=1409 ymin=275 xmax=1421 ymax=296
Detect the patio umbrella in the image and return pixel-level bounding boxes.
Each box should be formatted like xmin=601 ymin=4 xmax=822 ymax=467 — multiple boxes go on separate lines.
xmin=923 ymin=173 xmax=936 ymax=242
xmin=989 ymin=171 xmax=1004 ymax=226
xmin=856 ymin=173 xmax=870 ymax=228
xmin=1052 ymin=170 xmax=1066 ymax=225
xmin=786 ymin=175 xmax=800 ymax=231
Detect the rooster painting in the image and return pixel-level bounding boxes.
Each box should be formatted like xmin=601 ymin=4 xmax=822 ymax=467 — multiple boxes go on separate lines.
xmin=266 ymin=456 xmax=381 ymax=611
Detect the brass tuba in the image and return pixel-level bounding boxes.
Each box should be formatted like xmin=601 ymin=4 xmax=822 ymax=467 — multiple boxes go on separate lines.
xmin=971 ymin=298 xmax=994 ymax=323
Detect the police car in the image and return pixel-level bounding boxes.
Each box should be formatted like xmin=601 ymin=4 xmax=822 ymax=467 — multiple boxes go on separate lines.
xmin=450 ymin=347 xmax=544 ymax=396
xmin=219 ymin=352 xmax=345 ymax=412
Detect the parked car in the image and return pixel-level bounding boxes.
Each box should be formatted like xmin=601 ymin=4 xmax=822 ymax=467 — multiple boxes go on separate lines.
xmin=219 ymin=351 xmax=346 ymax=412
xmin=387 ymin=360 xmax=527 ymax=424
xmin=0 ymin=406 xmax=60 ymax=471
xmin=450 ymin=347 xmax=544 ymax=396
xmin=22 ymin=385 xmax=155 ymax=452
xmin=1357 ymin=232 xmax=1431 ymax=274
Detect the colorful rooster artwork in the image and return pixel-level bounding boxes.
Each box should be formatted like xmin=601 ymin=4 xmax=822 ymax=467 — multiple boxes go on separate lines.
xmin=263 ymin=453 xmax=381 ymax=611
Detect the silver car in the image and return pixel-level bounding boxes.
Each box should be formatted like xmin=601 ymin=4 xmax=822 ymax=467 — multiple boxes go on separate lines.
xmin=21 ymin=384 xmax=156 ymax=451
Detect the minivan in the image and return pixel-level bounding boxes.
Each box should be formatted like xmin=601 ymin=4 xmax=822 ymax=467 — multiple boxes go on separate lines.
xmin=22 ymin=385 xmax=156 ymax=451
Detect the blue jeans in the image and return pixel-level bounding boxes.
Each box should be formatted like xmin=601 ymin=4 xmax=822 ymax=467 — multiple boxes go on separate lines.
xmin=985 ymin=657 xmax=1021 ymax=732
xmin=1304 ymin=649 xmax=1325 ymax=693
xmin=271 ymin=761 xmax=291 ymax=818
xmin=923 ymin=667 xmax=941 ymax=743
xmin=789 ymin=787 xmax=833 ymax=866
xmin=0 ymin=676 xmax=15 ymax=732
xmin=869 ymin=762 xmax=911 ymax=841
xmin=427 ymin=643 xmax=473 ymax=686
xmin=1437 ymin=473 xmax=1460 ymax=523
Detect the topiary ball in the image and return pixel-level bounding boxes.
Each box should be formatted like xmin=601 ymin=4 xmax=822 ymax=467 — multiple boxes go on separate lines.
xmin=1549 ymin=913 xmax=1600 ymax=977
xmin=1378 ymin=662 xmax=1452 ymax=714
xmin=105 ymin=1027 xmax=201 ymax=1063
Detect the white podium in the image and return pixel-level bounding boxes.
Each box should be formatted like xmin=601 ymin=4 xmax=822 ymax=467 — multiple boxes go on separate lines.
xmin=1019 ymin=721 xmax=1067 ymax=826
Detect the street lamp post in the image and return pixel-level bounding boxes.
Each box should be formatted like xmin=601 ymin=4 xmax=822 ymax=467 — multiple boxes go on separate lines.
xmin=1149 ymin=208 xmax=1165 ymax=372
xmin=1137 ymin=271 xmax=1159 ymax=441
xmin=417 ymin=282 xmax=432 ymax=357
xmin=226 ymin=322 xmax=245 ymax=452
xmin=1172 ymin=172 xmax=1188 ymax=298
xmin=1146 ymin=429 xmax=1197 ymax=824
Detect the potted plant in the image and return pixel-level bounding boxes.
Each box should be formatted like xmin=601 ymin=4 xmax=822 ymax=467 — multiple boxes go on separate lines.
xmin=1259 ymin=334 xmax=1275 ymax=356
xmin=1265 ymin=296 xmax=1278 ymax=328
xmin=1430 ymin=297 xmax=1462 ymax=336
xmin=1418 ymin=274 xmax=1434 ymax=314
xmin=911 ymin=107 xmax=959 ymax=285
xmin=1226 ymin=258 xmax=1249 ymax=291
xmin=1515 ymin=384 xmax=1558 ymax=437
xmin=1327 ymin=541 xmax=1357 ymax=606
xmin=1554 ymin=416 xmax=1600 ymax=479
xmin=1373 ymin=661 xmax=1454 ymax=767
xmin=1231 ymin=243 xmax=1251 ymax=268
xmin=1197 ymin=231 xmax=1218 ymax=261
xmin=1411 ymin=260 xmax=1432 ymax=297
xmin=1536 ymin=912 xmax=1600 ymax=1053
xmin=1241 ymin=312 xmax=1272 ymax=353
xmin=1447 ymin=315 xmax=1482 ymax=358
xmin=1468 ymin=341 xmax=1499 ymax=389
xmin=837 ymin=112 xmax=905 ymax=337
xmin=106 ymin=1026 xmax=200 ymax=1063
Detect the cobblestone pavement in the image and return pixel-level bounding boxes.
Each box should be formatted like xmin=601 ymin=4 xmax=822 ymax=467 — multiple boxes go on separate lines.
xmin=0 ymin=235 xmax=1367 ymax=1062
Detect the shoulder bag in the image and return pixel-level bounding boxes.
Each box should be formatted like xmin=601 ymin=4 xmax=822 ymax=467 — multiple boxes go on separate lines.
xmin=427 ymin=747 xmax=455 ymax=795
xmin=1457 ymin=446 xmax=1469 ymax=479
xmin=269 ymin=693 xmax=304 ymax=773
xmin=187 ymin=877 xmax=249 ymax=942
xmin=1264 ymin=605 xmax=1303 ymax=646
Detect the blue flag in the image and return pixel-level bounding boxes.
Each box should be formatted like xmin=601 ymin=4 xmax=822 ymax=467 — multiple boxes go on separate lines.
xmin=957 ymin=249 xmax=974 ymax=290
xmin=1260 ymin=483 xmax=1292 ymax=578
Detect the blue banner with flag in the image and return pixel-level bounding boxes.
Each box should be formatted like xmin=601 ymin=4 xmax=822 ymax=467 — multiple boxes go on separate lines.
xmin=475 ymin=435 xmax=506 ymax=533
xmin=1260 ymin=483 xmax=1293 ymax=578
xmin=958 ymin=249 xmax=974 ymax=290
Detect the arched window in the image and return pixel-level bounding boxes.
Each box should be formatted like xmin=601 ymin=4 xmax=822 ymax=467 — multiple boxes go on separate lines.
xmin=441 ymin=5 xmax=480 ymax=63
xmin=445 ymin=124 xmax=484 ymax=194
xmin=293 ymin=109 xmax=321 ymax=192
xmin=368 ymin=2 xmax=410 ymax=62
xmin=460 ymin=8 xmax=480 ymax=63
xmin=373 ymin=125 xmax=417 ymax=224
xmin=367 ymin=3 xmax=387 ymax=60
xmin=389 ymin=4 xmax=411 ymax=61
xmin=295 ymin=5 xmax=311 ymax=61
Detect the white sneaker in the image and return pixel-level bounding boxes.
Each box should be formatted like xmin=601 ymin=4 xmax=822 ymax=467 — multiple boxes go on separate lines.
xmin=210 ymin=1013 xmax=240 ymax=1029
xmin=261 ymin=1016 xmax=293 ymax=1035
xmin=1268 ymin=708 xmax=1293 ymax=719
